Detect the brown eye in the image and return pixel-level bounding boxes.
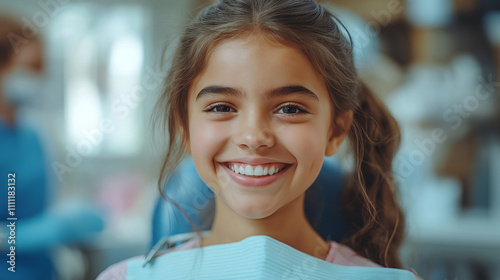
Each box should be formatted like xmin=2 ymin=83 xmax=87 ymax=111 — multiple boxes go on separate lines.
xmin=204 ymin=103 xmax=236 ymax=113
xmin=277 ymin=104 xmax=307 ymax=115
xmin=213 ymin=105 xmax=233 ymax=112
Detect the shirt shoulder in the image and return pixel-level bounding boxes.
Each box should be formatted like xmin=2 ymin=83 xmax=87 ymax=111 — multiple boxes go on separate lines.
xmin=324 ymin=241 xmax=381 ymax=267
xmin=96 ymin=256 xmax=139 ymax=280
xmin=324 ymin=241 xmax=421 ymax=279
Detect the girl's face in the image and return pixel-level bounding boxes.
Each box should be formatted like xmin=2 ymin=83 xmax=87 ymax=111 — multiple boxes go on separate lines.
xmin=187 ymin=34 xmax=345 ymax=219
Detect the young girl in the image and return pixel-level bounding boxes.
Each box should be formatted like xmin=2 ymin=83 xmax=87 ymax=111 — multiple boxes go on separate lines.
xmin=99 ymin=0 xmax=420 ymax=278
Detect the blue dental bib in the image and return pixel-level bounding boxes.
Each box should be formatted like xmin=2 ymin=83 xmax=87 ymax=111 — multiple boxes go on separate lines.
xmin=127 ymin=235 xmax=415 ymax=280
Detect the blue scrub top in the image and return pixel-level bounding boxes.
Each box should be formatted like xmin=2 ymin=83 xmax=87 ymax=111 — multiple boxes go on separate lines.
xmin=0 ymin=120 xmax=54 ymax=280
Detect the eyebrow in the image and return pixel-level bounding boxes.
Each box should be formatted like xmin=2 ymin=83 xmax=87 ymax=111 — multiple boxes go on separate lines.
xmin=195 ymin=85 xmax=319 ymax=101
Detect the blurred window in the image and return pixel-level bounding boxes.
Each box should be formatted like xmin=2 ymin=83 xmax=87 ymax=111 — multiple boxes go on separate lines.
xmin=52 ymin=4 xmax=146 ymax=157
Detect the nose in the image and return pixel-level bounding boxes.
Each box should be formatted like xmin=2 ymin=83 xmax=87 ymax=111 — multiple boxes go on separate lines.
xmin=233 ymin=113 xmax=276 ymax=151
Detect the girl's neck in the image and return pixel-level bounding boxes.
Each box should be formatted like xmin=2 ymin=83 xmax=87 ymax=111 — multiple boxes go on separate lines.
xmin=201 ymin=194 xmax=330 ymax=260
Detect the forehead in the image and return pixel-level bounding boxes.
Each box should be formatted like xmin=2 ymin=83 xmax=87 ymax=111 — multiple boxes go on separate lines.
xmin=189 ymin=34 xmax=327 ymax=98
xmin=212 ymin=34 xmax=297 ymax=63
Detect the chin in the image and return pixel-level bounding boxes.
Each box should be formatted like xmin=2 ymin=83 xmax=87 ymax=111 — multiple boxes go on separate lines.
xmin=236 ymin=211 xmax=275 ymax=220
xmin=227 ymin=198 xmax=278 ymax=219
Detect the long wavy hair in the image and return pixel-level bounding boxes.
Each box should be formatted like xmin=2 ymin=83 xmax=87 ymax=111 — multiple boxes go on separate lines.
xmin=155 ymin=0 xmax=404 ymax=268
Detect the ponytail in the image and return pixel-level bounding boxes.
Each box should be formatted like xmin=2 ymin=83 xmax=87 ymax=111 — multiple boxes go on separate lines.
xmin=342 ymin=82 xmax=405 ymax=268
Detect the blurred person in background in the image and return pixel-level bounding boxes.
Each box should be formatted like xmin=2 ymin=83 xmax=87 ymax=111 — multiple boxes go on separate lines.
xmin=0 ymin=15 xmax=103 ymax=280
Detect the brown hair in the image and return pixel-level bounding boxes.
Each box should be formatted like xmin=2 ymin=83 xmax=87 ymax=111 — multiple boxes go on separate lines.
xmin=155 ymin=0 xmax=404 ymax=268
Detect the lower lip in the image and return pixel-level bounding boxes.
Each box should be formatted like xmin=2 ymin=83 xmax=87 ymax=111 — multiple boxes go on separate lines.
xmin=221 ymin=163 xmax=290 ymax=187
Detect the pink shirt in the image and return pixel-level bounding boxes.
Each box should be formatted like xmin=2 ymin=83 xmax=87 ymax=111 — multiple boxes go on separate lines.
xmin=97 ymin=238 xmax=384 ymax=280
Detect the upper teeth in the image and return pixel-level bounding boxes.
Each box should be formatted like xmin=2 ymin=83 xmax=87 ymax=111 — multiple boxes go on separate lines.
xmin=229 ymin=164 xmax=282 ymax=176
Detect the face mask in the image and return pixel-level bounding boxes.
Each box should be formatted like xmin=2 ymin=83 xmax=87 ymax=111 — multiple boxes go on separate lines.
xmin=1 ymin=69 xmax=45 ymax=107
xmin=132 ymin=235 xmax=416 ymax=279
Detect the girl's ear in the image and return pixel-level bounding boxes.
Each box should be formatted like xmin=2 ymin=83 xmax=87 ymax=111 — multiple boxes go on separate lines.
xmin=325 ymin=110 xmax=353 ymax=156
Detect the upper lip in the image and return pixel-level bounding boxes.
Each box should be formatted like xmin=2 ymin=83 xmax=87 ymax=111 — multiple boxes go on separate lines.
xmin=222 ymin=157 xmax=291 ymax=165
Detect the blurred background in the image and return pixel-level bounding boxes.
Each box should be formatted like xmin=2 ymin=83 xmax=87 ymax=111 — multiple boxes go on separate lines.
xmin=0 ymin=0 xmax=498 ymax=279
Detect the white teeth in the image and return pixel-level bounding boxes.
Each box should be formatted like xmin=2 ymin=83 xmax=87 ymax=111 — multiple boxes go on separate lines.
xmin=254 ymin=165 xmax=263 ymax=176
xmin=244 ymin=165 xmax=254 ymax=176
xmin=269 ymin=166 xmax=275 ymax=175
xmin=228 ymin=163 xmax=285 ymax=177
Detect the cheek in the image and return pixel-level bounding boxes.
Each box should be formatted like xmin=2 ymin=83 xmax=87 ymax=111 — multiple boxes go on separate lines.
xmin=190 ymin=121 xmax=216 ymax=157
xmin=280 ymin=121 xmax=328 ymax=190
xmin=189 ymin=119 xmax=229 ymax=179
xmin=280 ymin=121 xmax=328 ymax=162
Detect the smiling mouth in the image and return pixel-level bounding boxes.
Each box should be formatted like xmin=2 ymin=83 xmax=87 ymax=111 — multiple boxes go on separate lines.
xmin=225 ymin=162 xmax=290 ymax=177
